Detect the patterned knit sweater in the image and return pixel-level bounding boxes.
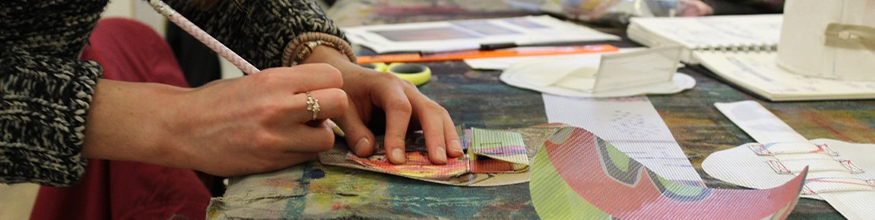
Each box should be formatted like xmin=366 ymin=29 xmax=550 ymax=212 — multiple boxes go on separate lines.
xmin=0 ymin=0 xmax=348 ymax=186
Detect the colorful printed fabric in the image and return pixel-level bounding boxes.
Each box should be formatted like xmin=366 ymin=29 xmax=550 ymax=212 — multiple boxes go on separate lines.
xmin=335 ymin=127 xmax=536 ymax=184
xmin=347 ymin=152 xmax=469 ymax=180
xmin=530 ymin=126 xmax=807 ymax=220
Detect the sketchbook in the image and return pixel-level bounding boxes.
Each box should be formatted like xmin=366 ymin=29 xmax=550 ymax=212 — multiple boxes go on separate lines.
xmin=343 ymin=15 xmax=620 ymax=54
xmin=626 ymin=14 xmax=782 ymax=64
xmin=692 ymin=51 xmax=875 ymax=101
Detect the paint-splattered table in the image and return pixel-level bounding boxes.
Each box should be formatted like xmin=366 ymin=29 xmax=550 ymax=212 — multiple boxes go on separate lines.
xmin=206 ymin=1 xmax=873 ymax=219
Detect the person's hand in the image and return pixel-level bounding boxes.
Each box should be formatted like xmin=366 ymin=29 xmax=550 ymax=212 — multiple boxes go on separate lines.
xmin=302 ymin=47 xmax=465 ymax=165
xmin=173 ymin=64 xmax=349 ymax=176
xmin=679 ymin=0 xmax=714 ymax=16
xmin=83 ymin=64 xmax=349 ymax=177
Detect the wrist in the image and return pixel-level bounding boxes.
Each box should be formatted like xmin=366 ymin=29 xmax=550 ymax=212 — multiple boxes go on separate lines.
xmin=82 ymin=79 xmax=193 ymax=168
xmin=284 ymin=32 xmax=357 ymax=67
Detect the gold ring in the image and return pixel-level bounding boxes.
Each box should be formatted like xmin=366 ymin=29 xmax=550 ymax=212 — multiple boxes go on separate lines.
xmin=305 ymin=92 xmax=320 ymax=120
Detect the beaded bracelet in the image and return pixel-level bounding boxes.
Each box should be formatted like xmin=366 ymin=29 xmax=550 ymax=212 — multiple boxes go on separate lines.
xmin=284 ymin=32 xmax=357 ymax=66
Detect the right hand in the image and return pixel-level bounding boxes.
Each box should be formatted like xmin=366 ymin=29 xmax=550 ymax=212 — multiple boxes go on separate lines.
xmin=166 ymin=64 xmax=348 ymax=177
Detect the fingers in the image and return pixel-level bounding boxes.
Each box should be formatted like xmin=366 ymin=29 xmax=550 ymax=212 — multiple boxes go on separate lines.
xmin=443 ymin=114 xmax=464 ymax=158
xmin=372 ymin=77 xmax=413 ymax=164
xmin=382 ymin=97 xmax=413 ymax=164
xmin=258 ymin=63 xmax=343 ymax=93
xmin=409 ymin=91 xmax=465 ymax=164
xmin=335 ymin=101 xmax=377 ymax=158
xmin=281 ymin=122 xmax=337 ymax=153
xmin=411 ymin=99 xmax=449 ymax=164
xmin=288 ymin=88 xmax=348 ymax=123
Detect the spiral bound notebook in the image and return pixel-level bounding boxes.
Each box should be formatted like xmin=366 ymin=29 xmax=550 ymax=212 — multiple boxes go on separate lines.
xmin=627 ymin=14 xmax=783 ymax=64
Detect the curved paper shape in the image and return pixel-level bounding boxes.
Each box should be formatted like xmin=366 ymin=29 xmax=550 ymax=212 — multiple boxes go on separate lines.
xmin=530 ymin=127 xmax=807 ymax=220
xmin=500 ymin=57 xmax=695 ymax=98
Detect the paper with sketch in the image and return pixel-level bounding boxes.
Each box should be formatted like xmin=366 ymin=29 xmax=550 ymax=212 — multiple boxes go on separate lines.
xmin=319 ymin=125 xmax=563 ymax=187
xmin=530 ymin=126 xmax=807 ymax=220
xmin=501 ymin=46 xmax=695 ymax=97
xmin=694 ymin=51 xmax=875 ymax=101
xmin=343 ymin=15 xmax=619 ymax=53
xmin=703 ymin=101 xmax=875 ymax=220
xmin=543 ymin=95 xmax=703 ymax=185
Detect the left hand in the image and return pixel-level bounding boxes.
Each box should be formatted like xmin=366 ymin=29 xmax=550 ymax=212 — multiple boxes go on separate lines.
xmin=302 ymin=46 xmax=465 ymax=165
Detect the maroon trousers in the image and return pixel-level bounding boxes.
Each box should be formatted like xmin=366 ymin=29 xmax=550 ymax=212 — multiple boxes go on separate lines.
xmin=31 ymin=18 xmax=211 ymax=220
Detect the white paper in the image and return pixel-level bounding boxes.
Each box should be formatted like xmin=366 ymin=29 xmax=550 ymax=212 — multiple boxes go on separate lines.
xmin=629 ymin=14 xmax=782 ymax=49
xmin=627 ymin=14 xmax=782 ymax=63
xmin=543 ymin=95 xmax=704 ymax=185
xmin=694 ymin=51 xmax=875 ymax=101
xmin=343 ymin=15 xmax=620 ymax=53
xmin=777 ymin=0 xmax=875 ymax=81
xmin=500 ymin=47 xmax=695 ymax=97
xmin=592 ymin=46 xmax=682 ymax=93
xmin=704 ymin=101 xmax=875 ymax=220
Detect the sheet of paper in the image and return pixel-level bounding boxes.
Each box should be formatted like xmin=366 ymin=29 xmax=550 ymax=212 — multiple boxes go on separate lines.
xmin=628 ymin=14 xmax=782 ymax=50
xmin=694 ymin=51 xmax=875 ymax=101
xmin=627 ymin=14 xmax=782 ymax=63
xmin=703 ymin=101 xmax=875 ymax=220
xmin=530 ymin=126 xmax=806 ymax=220
xmin=543 ymin=95 xmax=703 ymax=185
xmin=500 ymin=47 xmax=695 ymax=98
xmin=591 ymin=46 xmax=681 ymax=93
xmin=343 ymin=15 xmax=620 ymax=53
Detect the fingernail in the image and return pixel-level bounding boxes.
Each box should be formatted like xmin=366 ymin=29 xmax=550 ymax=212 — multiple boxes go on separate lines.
xmin=391 ymin=148 xmax=406 ymax=164
xmin=354 ymin=138 xmax=369 ymax=155
xmin=451 ymin=140 xmax=464 ymax=156
xmin=434 ymin=146 xmax=447 ymax=164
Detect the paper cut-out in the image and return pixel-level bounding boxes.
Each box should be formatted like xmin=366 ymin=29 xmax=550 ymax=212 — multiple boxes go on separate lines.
xmin=530 ymin=126 xmax=807 ymax=220
xmin=705 ymin=101 xmax=875 ymax=220
xmin=500 ymin=46 xmax=695 ymax=97
xmin=319 ymin=125 xmax=564 ymax=186
xmin=469 ymin=128 xmax=530 ymax=173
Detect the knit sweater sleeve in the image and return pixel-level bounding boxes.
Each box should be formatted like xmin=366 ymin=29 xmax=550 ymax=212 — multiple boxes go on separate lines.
xmin=1 ymin=0 xmax=106 ymax=186
xmin=164 ymin=0 xmax=352 ymax=69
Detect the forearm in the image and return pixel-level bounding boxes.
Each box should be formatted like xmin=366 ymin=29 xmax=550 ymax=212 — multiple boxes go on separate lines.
xmin=81 ymin=79 xmax=194 ymax=169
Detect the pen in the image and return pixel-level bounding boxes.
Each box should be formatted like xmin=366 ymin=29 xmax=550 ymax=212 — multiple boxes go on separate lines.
xmin=149 ymin=0 xmax=346 ymax=137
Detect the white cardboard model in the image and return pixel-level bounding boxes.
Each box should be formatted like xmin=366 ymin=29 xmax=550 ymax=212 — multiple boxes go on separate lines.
xmin=777 ymin=0 xmax=875 ymax=81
